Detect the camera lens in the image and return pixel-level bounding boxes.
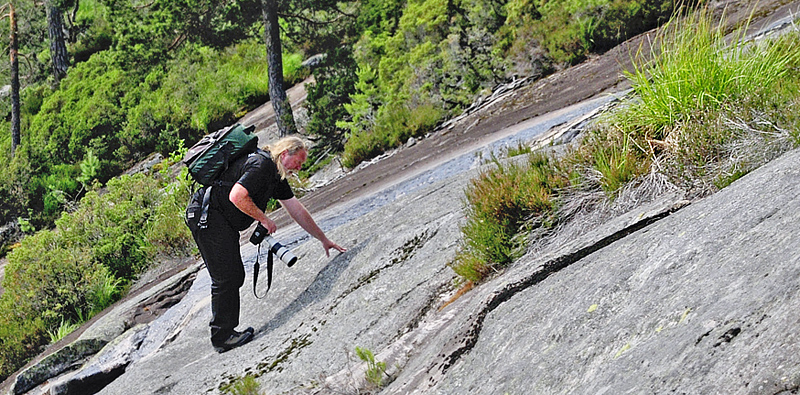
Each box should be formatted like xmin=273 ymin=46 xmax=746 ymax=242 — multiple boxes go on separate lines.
xmin=265 ymin=236 xmax=298 ymax=266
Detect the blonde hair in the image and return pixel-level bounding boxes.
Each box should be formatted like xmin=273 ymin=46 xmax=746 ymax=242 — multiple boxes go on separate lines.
xmin=263 ymin=136 xmax=307 ymax=179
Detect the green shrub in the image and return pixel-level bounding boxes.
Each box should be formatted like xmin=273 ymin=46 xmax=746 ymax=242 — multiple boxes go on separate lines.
xmin=71 ymin=0 xmax=114 ymax=63
xmin=530 ymin=6 xmax=594 ymax=65
xmin=0 ymin=169 xmax=192 ymax=382
xmin=144 ymin=168 xmax=195 ymax=258
xmin=306 ymin=46 xmax=359 ymax=152
xmin=0 ymin=229 xmax=111 ymax=380
xmin=0 ymin=315 xmax=47 ymax=380
xmin=34 ymin=51 xmax=130 ymax=166
xmin=341 ymin=127 xmax=387 ymax=169
xmin=1 ymin=38 xmax=306 ymax=229
xmin=4 ymin=228 xmax=112 ymax=325
xmin=342 ymin=101 xmax=443 ymax=168
xmin=590 ymin=0 xmax=676 ymax=52
xmin=342 ymin=0 xmax=506 ymax=168
xmin=28 ymin=164 xmax=82 ymax=225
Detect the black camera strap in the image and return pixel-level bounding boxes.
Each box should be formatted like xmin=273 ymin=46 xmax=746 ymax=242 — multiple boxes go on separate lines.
xmin=252 ymin=243 xmax=273 ymax=299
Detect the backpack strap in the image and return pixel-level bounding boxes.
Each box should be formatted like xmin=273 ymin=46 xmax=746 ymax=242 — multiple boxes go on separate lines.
xmin=198 ymin=186 xmax=213 ymax=229
xmin=252 ymin=243 xmax=274 ymax=299
xmin=252 ymin=148 xmax=271 ymax=160
xmin=196 ymin=179 xmax=237 ymax=230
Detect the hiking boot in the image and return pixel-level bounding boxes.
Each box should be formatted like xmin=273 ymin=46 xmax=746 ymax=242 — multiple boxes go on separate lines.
xmin=212 ymin=328 xmax=254 ymax=353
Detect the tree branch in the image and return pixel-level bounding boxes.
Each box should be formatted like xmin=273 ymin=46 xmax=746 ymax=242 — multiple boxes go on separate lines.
xmin=329 ymin=5 xmax=357 ymax=18
xmin=71 ymin=0 xmax=79 ymax=26
xmin=168 ymin=32 xmax=186 ymax=52
xmin=17 ymin=52 xmax=36 ymax=80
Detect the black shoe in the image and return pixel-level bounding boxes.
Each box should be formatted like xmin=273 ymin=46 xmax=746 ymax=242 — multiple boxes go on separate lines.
xmin=213 ymin=329 xmax=253 ymax=353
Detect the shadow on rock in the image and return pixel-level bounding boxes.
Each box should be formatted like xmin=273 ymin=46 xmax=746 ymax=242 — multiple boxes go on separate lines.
xmin=255 ymin=240 xmax=367 ymax=338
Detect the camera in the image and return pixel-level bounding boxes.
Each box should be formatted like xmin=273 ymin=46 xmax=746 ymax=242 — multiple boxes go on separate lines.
xmin=250 ymin=223 xmax=298 ymax=267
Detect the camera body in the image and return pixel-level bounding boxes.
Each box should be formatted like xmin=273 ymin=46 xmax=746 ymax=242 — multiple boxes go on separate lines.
xmin=250 ymin=223 xmax=298 ymax=267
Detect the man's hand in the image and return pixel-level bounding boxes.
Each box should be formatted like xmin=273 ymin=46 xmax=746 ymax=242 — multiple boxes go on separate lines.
xmin=321 ymin=239 xmax=347 ymax=257
xmin=281 ymin=197 xmax=347 ymax=257
xmin=260 ymin=217 xmax=277 ymax=234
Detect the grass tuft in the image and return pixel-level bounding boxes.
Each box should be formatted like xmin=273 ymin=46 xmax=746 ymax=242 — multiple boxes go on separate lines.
xmin=47 ymin=319 xmax=81 ymax=344
xmin=221 ymin=374 xmax=263 ymax=395
xmin=451 ymin=152 xmax=567 ymax=279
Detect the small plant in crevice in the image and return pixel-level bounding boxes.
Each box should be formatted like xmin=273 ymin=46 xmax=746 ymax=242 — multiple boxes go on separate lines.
xmin=355 ymin=346 xmax=388 ymax=389
xmin=220 ymin=374 xmax=264 ymax=395
xmin=506 ymin=141 xmax=532 ymax=158
xmin=47 ymin=319 xmax=80 ymax=343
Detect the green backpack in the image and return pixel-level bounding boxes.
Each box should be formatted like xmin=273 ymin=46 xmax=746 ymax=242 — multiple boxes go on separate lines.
xmin=183 ymin=123 xmax=266 ymax=230
xmin=183 ymin=123 xmax=259 ymax=186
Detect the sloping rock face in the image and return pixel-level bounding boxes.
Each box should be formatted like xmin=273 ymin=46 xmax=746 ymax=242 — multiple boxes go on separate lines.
xmin=11 ymin=80 xmax=621 ymax=395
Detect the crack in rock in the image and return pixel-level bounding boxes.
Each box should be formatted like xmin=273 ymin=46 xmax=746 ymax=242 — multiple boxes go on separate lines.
xmin=327 ymin=230 xmax=438 ymax=314
xmin=713 ymin=327 xmax=742 ymax=347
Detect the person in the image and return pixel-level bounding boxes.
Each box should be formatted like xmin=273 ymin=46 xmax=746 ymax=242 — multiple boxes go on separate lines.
xmin=185 ymin=135 xmax=346 ymax=353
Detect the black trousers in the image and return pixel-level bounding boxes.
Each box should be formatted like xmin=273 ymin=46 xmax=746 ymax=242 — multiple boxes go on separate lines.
xmin=189 ymin=208 xmax=246 ymax=344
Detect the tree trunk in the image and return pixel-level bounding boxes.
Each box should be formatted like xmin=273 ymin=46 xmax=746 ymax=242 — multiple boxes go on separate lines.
xmin=46 ymin=1 xmax=69 ymax=82
xmin=9 ymin=3 xmax=20 ymax=156
xmin=260 ymin=0 xmax=297 ymax=137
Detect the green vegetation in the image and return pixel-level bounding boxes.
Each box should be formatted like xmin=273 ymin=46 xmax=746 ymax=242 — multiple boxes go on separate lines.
xmin=339 ymin=0 xmax=678 ymax=168
xmin=221 ymin=374 xmax=264 ymax=395
xmin=0 ymin=0 xmax=683 ymax=234
xmin=452 ymin=153 xmax=568 ymax=281
xmin=1 ymin=40 xmax=307 ymax=229
xmin=48 ymin=319 xmax=81 ymax=343
xmin=452 ymin=6 xmax=800 ymax=283
xmin=355 ymin=346 xmax=389 ymax=388
xmin=0 ymin=165 xmax=194 ymax=379
xmin=0 ymin=0 xmax=681 ymax=233
xmin=0 ymin=0 xmax=305 ymax=231
xmin=506 ymin=141 xmax=533 ymax=158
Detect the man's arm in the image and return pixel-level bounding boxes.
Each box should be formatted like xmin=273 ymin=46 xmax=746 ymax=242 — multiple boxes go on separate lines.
xmin=229 ymin=183 xmax=277 ymax=233
xmin=280 ymin=197 xmax=346 ymax=257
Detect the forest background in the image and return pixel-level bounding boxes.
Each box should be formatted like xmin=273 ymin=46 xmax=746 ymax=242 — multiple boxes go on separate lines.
xmin=0 ymin=0 xmax=685 ymax=382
